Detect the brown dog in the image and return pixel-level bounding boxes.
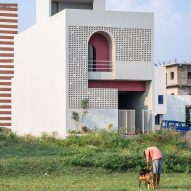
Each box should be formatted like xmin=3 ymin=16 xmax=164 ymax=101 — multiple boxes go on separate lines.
xmin=139 ymin=168 xmax=152 ymax=189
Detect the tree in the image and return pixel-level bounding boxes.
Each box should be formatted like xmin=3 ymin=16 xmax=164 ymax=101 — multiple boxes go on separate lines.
xmin=71 ymin=111 xmax=80 ymax=132
xmin=185 ymin=105 xmax=191 ymax=126
xmin=71 ymin=98 xmax=89 ymax=133
xmin=81 ymin=98 xmax=89 ymax=128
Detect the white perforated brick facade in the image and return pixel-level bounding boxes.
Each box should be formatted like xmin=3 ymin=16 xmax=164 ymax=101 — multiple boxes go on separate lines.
xmin=68 ymin=26 xmax=152 ymax=109
xmin=88 ymin=88 xmax=118 ymax=109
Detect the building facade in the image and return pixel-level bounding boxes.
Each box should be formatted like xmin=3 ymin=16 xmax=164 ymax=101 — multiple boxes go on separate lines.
xmin=166 ymin=63 xmax=191 ymax=95
xmin=0 ymin=3 xmax=18 ymax=128
xmin=13 ymin=0 xmax=165 ymax=136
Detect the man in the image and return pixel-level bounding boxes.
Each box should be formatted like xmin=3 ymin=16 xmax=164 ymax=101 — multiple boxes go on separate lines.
xmin=144 ymin=146 xmax=163 ymax=189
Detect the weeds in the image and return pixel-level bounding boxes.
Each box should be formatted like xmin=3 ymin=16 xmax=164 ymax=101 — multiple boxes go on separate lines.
xmin=0 ymin=130 xmax=191 ymax=175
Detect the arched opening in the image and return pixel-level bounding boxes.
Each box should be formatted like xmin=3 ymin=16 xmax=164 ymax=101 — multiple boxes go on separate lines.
xmin=88 ymin=32 xmax=112 ymax=72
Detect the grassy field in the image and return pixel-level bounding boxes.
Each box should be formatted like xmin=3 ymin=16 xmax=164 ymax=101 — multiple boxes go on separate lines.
xmin=0 ymin=131 xmax=191 ymax=190
xmin=1 ymin=168 xmax=191 ymax=191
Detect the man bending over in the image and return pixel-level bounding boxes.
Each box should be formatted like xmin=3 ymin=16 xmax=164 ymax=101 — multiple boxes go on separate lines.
xmin=144 ymin=146 xmax=163 ymax=189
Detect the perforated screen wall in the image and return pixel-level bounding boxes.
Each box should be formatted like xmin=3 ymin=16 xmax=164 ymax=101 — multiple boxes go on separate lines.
xmin=88 ymin=88 xmax=118 ymax=109
xmin=68 ymin=26 xmax=152 ymax=109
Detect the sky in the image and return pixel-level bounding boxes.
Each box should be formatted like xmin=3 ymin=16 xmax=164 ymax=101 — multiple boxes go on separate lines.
xmin=0 ymin=0 xmax=191 ymax=63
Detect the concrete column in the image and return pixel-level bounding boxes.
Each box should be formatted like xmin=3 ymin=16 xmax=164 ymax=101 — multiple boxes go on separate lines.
xmin=36 ymin=0 xmax=51 ymax=24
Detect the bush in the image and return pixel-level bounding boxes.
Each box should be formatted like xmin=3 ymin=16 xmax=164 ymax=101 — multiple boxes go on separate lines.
xmin=163 ymin=154 xmax=191 ymax=173
xmin=58 ymin=130 xmax=130 ymax=149
xmin=0 ymin=132 xmax=20 ymax=147
xmin=0 ymin=127 xmax=11 ymax=133
xmin=0 ymin=130 xmax=191 ymax=175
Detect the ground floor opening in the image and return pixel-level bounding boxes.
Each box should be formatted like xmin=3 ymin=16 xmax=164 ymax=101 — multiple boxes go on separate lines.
xmin=118 ymin=91 xmax=152 ymax=134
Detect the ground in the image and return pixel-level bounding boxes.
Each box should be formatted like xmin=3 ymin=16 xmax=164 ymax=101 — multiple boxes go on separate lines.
xmin=0 ymin=131 xmax=190 ymax=190
xmin=0 ymin=168 xmax=190 ymax=191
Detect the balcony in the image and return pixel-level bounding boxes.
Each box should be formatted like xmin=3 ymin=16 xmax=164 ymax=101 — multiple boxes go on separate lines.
xmin=88 ymin=60 xmax=113 ymax=80
xmin=88 ymin=60 xmax=112 ymax=72
xmin=88 ymin=31 xmax=113 ymax=80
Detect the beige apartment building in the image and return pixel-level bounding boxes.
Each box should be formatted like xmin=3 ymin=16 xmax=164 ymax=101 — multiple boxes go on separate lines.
xmin=166 ymin=63 xmax=191 ymax=95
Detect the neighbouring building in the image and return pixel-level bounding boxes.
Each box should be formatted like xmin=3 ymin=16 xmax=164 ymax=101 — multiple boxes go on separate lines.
xmin=163 ymin=62 xmax=191 ymax=123
xmin=0 ymin=3 xmax=18 ymax=128
xmin=166 ymin=62 xmax=191 ymax=95
xmin=12 ymin=0 xmax=165 ymax=136
xmin=164 ymin=95 xmax=191 ymax=124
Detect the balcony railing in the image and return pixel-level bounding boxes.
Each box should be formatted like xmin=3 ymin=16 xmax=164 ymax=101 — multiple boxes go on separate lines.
xmin=88 ymin=60 xmax=112 ymax=72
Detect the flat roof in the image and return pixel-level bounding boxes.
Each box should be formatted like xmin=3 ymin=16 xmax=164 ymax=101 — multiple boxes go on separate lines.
xmin=165 ymin=63 xmax=191 ymax=67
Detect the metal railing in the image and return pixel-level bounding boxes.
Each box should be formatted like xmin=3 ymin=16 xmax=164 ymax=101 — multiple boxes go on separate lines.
xmin=118 ymin=110 xmax=135 ymax=134
xmin=88 ymin=60 xmax=112 ymax=72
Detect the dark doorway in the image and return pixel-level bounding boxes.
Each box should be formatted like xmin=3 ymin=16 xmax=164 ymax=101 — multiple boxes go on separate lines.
xmin=118 ymin=91 xmax=142 ymax=110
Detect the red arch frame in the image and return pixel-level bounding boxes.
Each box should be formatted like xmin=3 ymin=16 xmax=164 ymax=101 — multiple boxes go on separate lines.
xmin=88 ymin=32 xmax=110 ymax=72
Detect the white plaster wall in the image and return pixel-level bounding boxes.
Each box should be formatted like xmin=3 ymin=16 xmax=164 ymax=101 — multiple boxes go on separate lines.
xmin=164 ymin=95 xmax=191 ymax=122
xmin=67 ymin=109 xmax=118 ymax=132
xmin=66 ymin=9 xmax=153 ymax=29
xmin=88 ymin=72 xmax=113 ymax=80
xmin=154 ymin=66 xmax=166 ymax=115
xmin=36 ymin=0 xmax=51 ymax=24
xmin=13 ymin=11 xmax=67 ymax=137
xmin=115 ymin=62 xmax=153 ymax=80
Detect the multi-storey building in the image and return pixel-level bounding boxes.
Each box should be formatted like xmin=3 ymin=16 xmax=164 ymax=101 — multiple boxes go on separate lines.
xmin=0 ymin=3 xmax=17 ymax=128
xmin=166 ymin=62 xmax=191 ymax=95
xmin=13 ymin=0 xmax=165 ymax=136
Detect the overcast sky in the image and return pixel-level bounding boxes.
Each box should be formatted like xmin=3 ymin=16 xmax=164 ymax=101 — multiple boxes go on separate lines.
xmin=0 ymin=0 xmax=191 ymax=63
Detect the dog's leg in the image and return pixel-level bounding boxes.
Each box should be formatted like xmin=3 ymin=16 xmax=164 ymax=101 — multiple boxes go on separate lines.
xmin=147 ymin=183 xmax=150 ymax=190
xmin=139 ymin=180 xmax=141 ymax=188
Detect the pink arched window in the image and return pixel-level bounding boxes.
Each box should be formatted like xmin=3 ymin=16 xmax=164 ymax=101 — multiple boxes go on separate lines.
xmin=88 ymin=32 xmax=111 ymax=72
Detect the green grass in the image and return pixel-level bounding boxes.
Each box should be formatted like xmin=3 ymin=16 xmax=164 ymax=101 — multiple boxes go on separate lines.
xmin=1 ymin=131 xmax=191 ymax=174
xmin=0 ymin=131 xmax=191 ymax=190
xmin=0 ymin=168 xmax=191 ymax=191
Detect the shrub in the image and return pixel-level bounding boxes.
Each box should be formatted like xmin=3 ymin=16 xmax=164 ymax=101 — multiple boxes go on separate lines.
xmin=0 ymin=130 xmax=191 ymax=175
xmin=0 ymin=127 xmax=11 ymax=133
xmin=82 ymin=126 xmax=90 ymax=133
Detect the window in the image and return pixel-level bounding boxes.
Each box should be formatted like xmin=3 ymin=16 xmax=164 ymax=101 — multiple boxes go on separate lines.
xmin=170 ymin=72 xmax=174 ymax=80
xmin=155 ymin=114 xmax=160 ymax=125
xmin=188 ymin=72 xmax=191 ymax=80
xmin=158 ymin=95 xmax=163 ymax=104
